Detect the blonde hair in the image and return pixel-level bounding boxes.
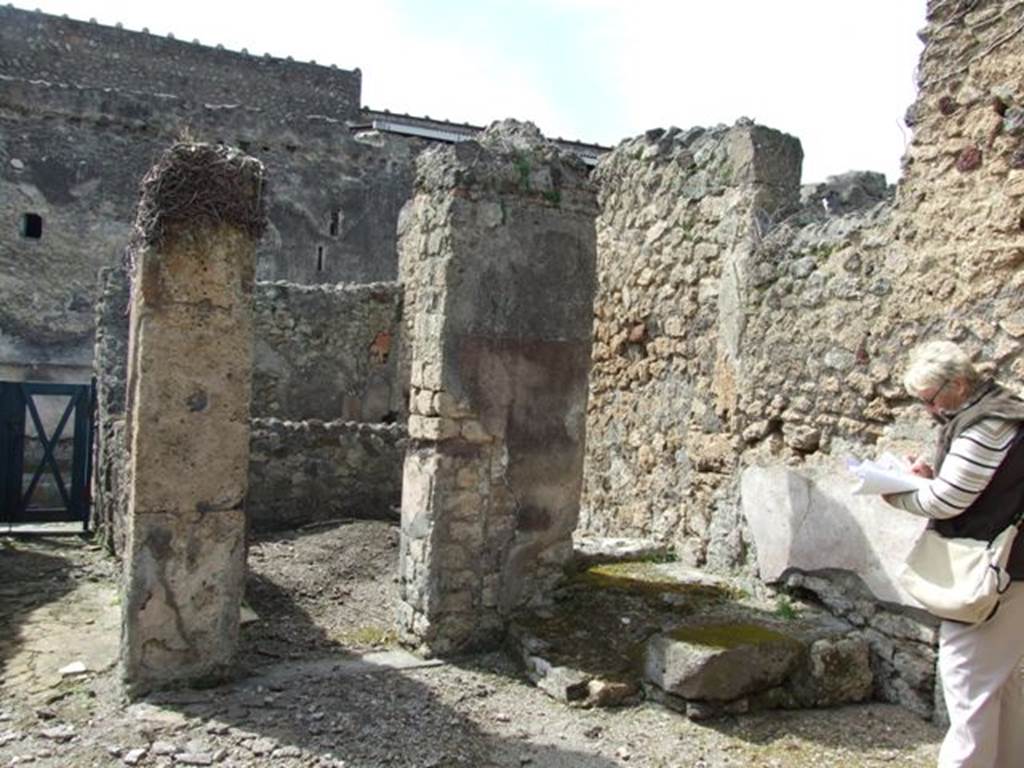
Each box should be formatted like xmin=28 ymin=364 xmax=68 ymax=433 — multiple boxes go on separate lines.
xmin=903 ymin=340 xmax=979 ymax=395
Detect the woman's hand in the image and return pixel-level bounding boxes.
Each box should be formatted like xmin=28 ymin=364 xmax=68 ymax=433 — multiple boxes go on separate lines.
xmin=907 ymin=455 xmax=934 ymax=479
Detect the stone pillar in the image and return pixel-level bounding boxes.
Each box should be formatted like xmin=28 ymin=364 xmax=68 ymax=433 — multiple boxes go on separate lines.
xmin=397 ymin=121 xmax=597 ymax=654
xmin=121 ymin=144 xmax=266 ymax=693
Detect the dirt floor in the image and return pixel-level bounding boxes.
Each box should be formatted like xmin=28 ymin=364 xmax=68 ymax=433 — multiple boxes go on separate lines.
xmin=0 ymin=521 xmax=943 ymax=767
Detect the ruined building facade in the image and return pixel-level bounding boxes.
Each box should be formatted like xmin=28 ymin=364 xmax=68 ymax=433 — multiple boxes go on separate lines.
xmin=0 ymin=5 xmax=416 ymax=384
xmin=3 ymin=0 xmax=1024 ymax=717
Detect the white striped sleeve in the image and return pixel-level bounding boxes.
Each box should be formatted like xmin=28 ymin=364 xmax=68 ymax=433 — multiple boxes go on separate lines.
xmin=890 ymin=417 xmax=1019 ymax=519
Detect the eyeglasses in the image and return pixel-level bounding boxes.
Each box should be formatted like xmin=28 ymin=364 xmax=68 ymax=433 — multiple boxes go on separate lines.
xmin=920 ymin=380 xmax=948 ymax=409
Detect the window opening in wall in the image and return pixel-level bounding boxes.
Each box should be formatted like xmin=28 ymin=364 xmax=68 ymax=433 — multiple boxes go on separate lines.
xmin=317 ymin=246 xmax=325 ymax=272
xmin=20 ymin=213 xmax=42 ymax=239
xmin=329 ymin=209 xmax=340 ymax=237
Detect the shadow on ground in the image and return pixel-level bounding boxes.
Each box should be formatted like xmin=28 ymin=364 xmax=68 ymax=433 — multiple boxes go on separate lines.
xmin=0 ymin=537 xmax=79 ymax=680
xmin=703 ymin=702 xmax=942 ymax=755
xmin=0 ymin=525 xmax=940 ymax=767
xmin=238 ymin=571 xmax=362 ymax=667
xmin=135 ymin=563 xmax=623 ymax=768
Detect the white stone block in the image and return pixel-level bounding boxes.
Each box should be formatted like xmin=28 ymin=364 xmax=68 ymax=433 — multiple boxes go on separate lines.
xmin=741 ymin=462 xmax=926 ymax=606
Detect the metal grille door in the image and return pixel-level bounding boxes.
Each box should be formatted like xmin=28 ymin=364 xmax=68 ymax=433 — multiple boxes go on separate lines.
xmin=0 ymin=381 xmax=95 ymax=530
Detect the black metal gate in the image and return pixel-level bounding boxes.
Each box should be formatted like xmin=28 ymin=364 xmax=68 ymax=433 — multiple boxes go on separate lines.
xmin=0 ymin=381 xmax=95 ymax=530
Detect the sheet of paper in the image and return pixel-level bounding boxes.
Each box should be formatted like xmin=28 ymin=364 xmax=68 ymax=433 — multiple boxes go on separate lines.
xmin=846 ymin=453 xmax=932 ymax=496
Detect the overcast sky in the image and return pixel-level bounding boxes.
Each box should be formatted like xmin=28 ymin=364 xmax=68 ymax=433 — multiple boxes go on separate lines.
xmin=17 ymin=1 xmax=926 ymax=184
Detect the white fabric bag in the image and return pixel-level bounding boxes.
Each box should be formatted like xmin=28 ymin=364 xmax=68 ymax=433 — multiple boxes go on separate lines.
xmin=899 ymin=524 xmax=1019 ymax=624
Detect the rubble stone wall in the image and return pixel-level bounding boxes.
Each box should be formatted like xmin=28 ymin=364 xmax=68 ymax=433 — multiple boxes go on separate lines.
xmin=253 ymin=281 xmax=403 ymax=421
xmin=580 ymin=0 xmax=1024 ymax=719
xmin=1 ymin=55 xmax=420 ymax=379
xmin=0 ymin=6 xmax=361 ymax=123
xmin=580 ymin=123 xmax=803 ymax=566
xmin=893 ymin=0 xmax=1024 ymax=355
xmin=248 ymin=419 xmax=406 ymax=531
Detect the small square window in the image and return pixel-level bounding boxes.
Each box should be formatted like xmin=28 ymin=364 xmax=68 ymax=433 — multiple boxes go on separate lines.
xmin=20 ymin=213 xmax=42 ymax=239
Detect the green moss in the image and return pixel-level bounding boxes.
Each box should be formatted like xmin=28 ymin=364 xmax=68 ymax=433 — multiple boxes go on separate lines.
xmin=774 ymin=595 xmax=800 ymax=620
xmin=542 ymin=189 xmax=561 ymax=206
xmin=344 ymin=625 xmax=397 ymax=647
xmin=808 ymin=243 xmax=836 ymax=260
xmin=668 ymin=622 xmax=793 ymax=649
xmin=575 ymin=562 xmax=733 ymax=602
xmin=511 ymin=561 xmax=756 ymax=685
xmin=514 ymin=153 xmax=532 ymax=191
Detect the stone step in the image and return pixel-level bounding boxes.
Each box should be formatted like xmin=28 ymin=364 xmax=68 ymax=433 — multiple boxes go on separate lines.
xmin=644 ymin=611 xmax=872 ymax=719
xmin=572 ymin=534 xmax=674 ymax=569
xmin=510 ymin=558 xmax=873 ymax=718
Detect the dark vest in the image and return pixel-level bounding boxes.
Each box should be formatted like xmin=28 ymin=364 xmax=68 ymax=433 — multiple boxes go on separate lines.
xmin=931 ymin=380 xmax=1024 ymax=579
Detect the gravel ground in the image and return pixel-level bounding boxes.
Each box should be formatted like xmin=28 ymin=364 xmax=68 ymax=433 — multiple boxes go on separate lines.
xmin=0 ymin=522 xmax=943 ymax=767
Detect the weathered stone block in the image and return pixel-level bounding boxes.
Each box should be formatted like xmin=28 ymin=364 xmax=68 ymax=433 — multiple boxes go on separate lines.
xmin=791 ymin=635 xmax=874 ymax=707
xmin=524 ymin=655 xmax=590 ymax=703
xmin=137 ymin=229 xmax=253 ymax=310
xmin=412 ymin=389 xmax=437 ymax=416
xmin=460 ymin=419 xmax=491 ymax=443
xmin=128 ymin=308 xmax=252 ymax=514
xmin=401 ymin=451 xmax=438 ymax=539
xmin=741 ymin=463 xmax=925 ymax=605
xmin=434 ymin=390 xmax=471 ymax=417
xmin=645 ymin=623 xmax=802 ymax=701
xmin=122 ymin=507 xmax=246 ymax=692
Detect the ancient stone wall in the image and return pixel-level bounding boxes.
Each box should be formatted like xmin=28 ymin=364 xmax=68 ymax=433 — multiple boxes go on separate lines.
xmin=253 ymin=281 xmax=402 ymax=421
xmin=736 ymin=0 xmax=1024 ymax=613
xmin=585 ymin=0 xmax=1024 ymax=560
xmin=397 ymin=122 xmax=597 ymax=654
xmin=579 ymin=118 xmax=948 ymax=721
xmin=580 ymin=123 xmax=802 ymax=565
xmin=0 ymin=7 xmax=361 ymax=123
xmin=894 ymin=0 xmax=1024 ymax=353
xmin=1 ymin=21 xmax=421 ymax=380
xmin=580 ymin=0 xmax=1024 ymax=719
xmin=248 ymin=419 xmax=406 ymax=531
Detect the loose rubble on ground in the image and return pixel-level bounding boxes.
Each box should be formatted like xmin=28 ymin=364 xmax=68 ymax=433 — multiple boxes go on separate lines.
xmin=1 ymin=522 xmax=942 ymax=767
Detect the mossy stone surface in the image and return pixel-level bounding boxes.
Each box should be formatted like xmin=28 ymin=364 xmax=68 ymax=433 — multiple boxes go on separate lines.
xmin=575 ymin=562 xmax=736 ymax=604
xmin=667 ymin=622 xmax=796 ymax=650
xmin=646 ymin=621 xmax=804 ymax=702
xmin=512 ymin=560 xmax=743 ymax=699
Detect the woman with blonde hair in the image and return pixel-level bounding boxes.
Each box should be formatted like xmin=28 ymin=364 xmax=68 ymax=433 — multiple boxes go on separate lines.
xmin=886 ymin=340 xmax=1024 ymax=767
